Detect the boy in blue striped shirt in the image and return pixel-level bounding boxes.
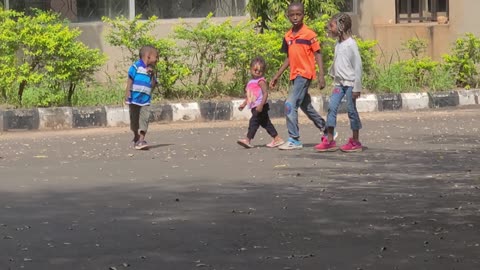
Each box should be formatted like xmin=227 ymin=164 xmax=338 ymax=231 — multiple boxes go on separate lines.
xmin=124 ymin=45 xmax=158 ymax=150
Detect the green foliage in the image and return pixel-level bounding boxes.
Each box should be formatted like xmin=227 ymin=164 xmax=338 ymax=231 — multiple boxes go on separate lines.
xmin=173 ymin=14 xmax=233 ymax=91
xmin=247 ymin=0 xmax=344 ymax=32
xmin=0 ymin=8 xmax=105 ymax=106
xmin=151 ymin=38 xmax=191 ymax=98
xmin=71 ymin=83 xmax=124 ymax=107
xmin=428 ymin=66 xmax=456 ymax=91
xmin=0 ymin=8 xmax=20 ymax=102
xmin=373 ymin=57 xmax=455 ymax=93
xmin=20 ymin=82 xmax=124 ymax=108
xmin=103 ymin=14 xmax=189 ymax=98
xmin=21 ymin=86 xmax=65 ymax=108
xmin=443 ymin=33 xmax=480 ymax=88
xmin=403 ymin=37 xmax=428 ymax=58
xmin=103 ymin=15 xmax=158 ymax=63
xmin=355 ymin=37 xmax=379 ymax=90
xmin=375 ymin=62 xmax=416 ymax=93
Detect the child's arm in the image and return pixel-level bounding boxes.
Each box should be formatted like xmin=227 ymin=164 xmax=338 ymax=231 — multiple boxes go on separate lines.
xmin=314 ymin=51 xmax=326 ymax=90
xmin=238 ymin=99 xmax=247 ymax=111
xmin=350 ymin=42 xmax=363 ymax=99
xmin=270 ymin=58 xmax=289 ymax=89
xmin=238 ymin=83 xmax=248 ymax=111
xmin=124 ymin=78 xmax=133 ymax=104
xmin=256 ymin=80 xmax=269 ymax=112
xmin=147 ymin=66 xmax=157 ymax=88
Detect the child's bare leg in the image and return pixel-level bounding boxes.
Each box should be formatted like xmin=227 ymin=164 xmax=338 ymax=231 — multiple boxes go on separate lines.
xmin=133 ymin=131 xmax=140 ymax=142
xmin=139 ymin=131 xmax=146 ymax=142
xmin=352 ymin=130 xmax=359 ymax=142
xmin=327 ymin=127 xmax=335 ymax=142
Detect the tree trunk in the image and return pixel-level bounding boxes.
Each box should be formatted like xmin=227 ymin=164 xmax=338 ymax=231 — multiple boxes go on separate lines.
xmin=67 ymin=83 xmax=76 ymax=106
xmin=18 ymin=80 xmax=27 ymax=103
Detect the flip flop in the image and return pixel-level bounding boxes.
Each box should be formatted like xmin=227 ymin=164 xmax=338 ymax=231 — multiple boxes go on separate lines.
xmin=237 ymin=139 xmax=253 ymax=149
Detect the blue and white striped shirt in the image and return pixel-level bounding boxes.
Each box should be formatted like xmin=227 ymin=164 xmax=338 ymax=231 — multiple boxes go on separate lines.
xmin=126 ymin=60 xmax=155 ymax=106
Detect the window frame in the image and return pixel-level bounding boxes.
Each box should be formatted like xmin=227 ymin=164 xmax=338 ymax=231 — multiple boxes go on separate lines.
xmin=341 ymin=0 xmax=358 ymax=15
xmin=395 ymin=0 xmax=449 ymax=23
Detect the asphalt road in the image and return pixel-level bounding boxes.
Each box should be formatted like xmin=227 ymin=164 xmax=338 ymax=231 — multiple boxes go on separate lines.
xmin=0 ymin=107 xmax=479 ymax=270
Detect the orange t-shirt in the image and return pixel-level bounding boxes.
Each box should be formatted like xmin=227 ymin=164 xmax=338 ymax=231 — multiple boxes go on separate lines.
xmin=281 ymin=24 xmax=321 ymax=81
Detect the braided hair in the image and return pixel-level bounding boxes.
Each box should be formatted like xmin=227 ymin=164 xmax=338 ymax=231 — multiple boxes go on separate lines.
xmin=332 ymin=12 xmax=352 ymax=37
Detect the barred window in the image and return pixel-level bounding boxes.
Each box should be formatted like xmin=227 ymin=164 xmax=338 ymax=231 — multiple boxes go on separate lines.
xmin=396 ymin=0 xmax=449 ymax=23
xmin=340 ymin=0 xmax=357 ymax=14
xmin=135 ymin=0 xmax=246 ymax=19
xmin=3 ymin=0 xmax=246 ymax=22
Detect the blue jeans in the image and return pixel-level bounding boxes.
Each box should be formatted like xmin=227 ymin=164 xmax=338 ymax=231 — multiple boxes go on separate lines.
xmin=285 ymin=76 xmax=326 ymax=139
xmin=326 ymin=85 xmax=362 ymax=130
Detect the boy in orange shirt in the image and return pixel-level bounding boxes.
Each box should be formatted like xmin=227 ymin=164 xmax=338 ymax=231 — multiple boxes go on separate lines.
xmin=270 ymin=2 xmax=333 ymax=150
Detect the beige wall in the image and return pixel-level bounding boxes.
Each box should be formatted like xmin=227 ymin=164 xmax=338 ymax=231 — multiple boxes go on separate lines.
xmin=352 ymin=0 xmax=480 ymax=61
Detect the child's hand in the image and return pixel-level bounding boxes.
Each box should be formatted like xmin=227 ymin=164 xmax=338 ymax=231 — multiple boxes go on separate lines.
xmin=146 ymin=66 xmax=155 ymax=77
xmin=269 ymin=77 xmax=278 ymax=88
xmin=352 ymin=92 xmax=361 ymax=100
xmin=238 ymin=104 xmax=246 ymax=111
xmin=317 ymin=75 xmax=326 ymax=90
xmin=124 ymin=95 xmax=130 ymax=105
xmin=256 ymin=105 xmax=263 ymax=112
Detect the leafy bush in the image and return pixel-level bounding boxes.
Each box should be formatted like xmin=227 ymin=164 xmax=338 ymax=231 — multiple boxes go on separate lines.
xmin=0 ymin=8 xmax=105 ymax=106
xmin=247 ymin=0 xmax=344 ymax=32
xmin=428 ymin=66 xmax=456 ymax=91
xmin=403 ymin=37 xmax=428 ymax=58
xmin=21 ymin=87 xmax=65 ymax=108
xmin=174 ymin=15 xmax=289 ymax=98
xmin=0 ymin=8 xmax=19 ymax=102
xmin=103 ymin=15 xmax=189 ymax=98
xmin=71 ymin=83 xmax=124 ymax=107
xmin=443 ymin=33 xmax=480 ymax=88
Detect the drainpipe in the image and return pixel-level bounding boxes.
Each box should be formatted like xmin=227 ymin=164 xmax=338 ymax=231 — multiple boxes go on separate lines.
xmin=129 ymin=0 xmax=135 ymax=20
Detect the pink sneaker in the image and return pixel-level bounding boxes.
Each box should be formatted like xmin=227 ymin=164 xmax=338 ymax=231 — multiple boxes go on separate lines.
xmin=340 ymin=138 xmax=363 ymax=152
xmin=314 ymin=140 xmax=338 ymax=152
xmin=266 ymin=138 xmax=285 ymax=148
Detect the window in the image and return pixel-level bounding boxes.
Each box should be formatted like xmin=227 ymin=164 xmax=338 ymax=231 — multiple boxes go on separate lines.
xmin=341 ymin=0 xmax=357 ymax=14
xmin=77 ymin=0 xmax=129 ymax=22
xmin=135 ymin=0 xmax=246 ymax=19
xmin=2 ymin=0 xmax=246 ymax=22
xmin=8 ymin=0 xmax=50 ymax=15
xmin=396 ymin=0 xmax=449 ymax=23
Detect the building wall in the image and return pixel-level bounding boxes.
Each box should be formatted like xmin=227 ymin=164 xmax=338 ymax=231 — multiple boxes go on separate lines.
xmin=353 ymin=0 xmax=480 ymax=61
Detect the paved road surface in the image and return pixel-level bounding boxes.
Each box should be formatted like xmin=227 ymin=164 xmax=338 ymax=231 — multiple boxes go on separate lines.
xmin=0 ymin=107 xmax=479 ymax=270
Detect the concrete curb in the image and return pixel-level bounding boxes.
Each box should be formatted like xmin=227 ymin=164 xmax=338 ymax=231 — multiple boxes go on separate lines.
xmin=0 ymin=90 xmax=479 ymax=132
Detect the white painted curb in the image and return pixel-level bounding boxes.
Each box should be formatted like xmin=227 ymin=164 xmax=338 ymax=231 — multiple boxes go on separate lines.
xmin=105 ymin=106 xmax=130 ymax=127
xmin=457 ymin=89 xmax=479 ymax=106
xmin=401 ymin=93 xmax=429 ymax=110
xmin=311 ymin=96 xmax=324 ymax=114
xmin=356 ymin=94 xmax=378 ymax=113
xmin=171 ymin=102 xmax=201 ymax=122
xmin=38 ymin=107 xmax=73 ymax=130
xmin=231 ymin=99 xmax=251 ymax=121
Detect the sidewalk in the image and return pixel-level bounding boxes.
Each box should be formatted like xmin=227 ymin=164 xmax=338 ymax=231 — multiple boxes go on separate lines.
xmin=1 ymin=89 xmax=478 ymax=132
